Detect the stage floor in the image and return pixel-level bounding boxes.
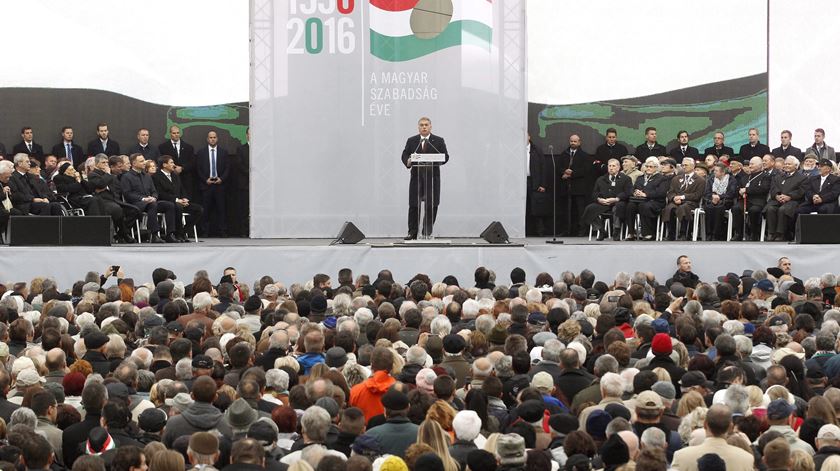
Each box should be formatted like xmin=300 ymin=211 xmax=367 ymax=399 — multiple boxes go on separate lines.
xmin=0 ymin=237 xmax=831 ymax=289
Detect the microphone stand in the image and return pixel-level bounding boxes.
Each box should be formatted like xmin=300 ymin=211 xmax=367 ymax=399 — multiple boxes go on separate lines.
xmin=546 ymin=144 xmax=563 ymax=244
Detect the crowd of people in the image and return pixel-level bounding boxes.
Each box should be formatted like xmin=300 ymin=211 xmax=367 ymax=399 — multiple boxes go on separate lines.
xmin=527 ymin=127 xmax=840 ymax=242
xmin=0 ymin=124 xmax=250 ymax=242
xmin=0 ymin=257 xmax=837 ymax=471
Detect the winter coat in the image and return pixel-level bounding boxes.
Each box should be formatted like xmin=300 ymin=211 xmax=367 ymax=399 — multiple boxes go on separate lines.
xmin=349 ymin=370 xmax=396 ymax=422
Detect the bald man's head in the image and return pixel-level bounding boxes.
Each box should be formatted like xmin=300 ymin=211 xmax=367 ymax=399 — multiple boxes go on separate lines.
xmin=705 ymin=404 xmax=733 ymax=437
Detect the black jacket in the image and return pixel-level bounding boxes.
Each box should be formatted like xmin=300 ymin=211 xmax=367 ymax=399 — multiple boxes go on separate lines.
xmin=82 ymin=350 xmax=112 ymax=376
xmin=87 ymin=139 xmax=121 ymax=157
xmin=703 ymin=145 xmax=735 ymax=159
xmin=196 ymin=146 xmax=231 ymax=190
xmin=152 ymin=171 xmax=188 ymax=202
xmin=804 ymin=173 xmax=840 ymax=205
xmin=592 ymin=173 xmax=633 ymax=201
xmin=233 ymin=143 xmax=250 ymax=191
xmin=772 ymin=145 xmax=804 ymax=160
xmin=8 ymin=171 xmax=39 ymax=213
xmin=62 ymin=412 xmax=101 ymax=466
xmin=127 ymin=143 xmax=161 ymax=160
xmin=53 ymin=174 xmax=94 ymax=208
xmin=51 ymin=141 xmax=85 ymax=167
xmin=121 ymin=169 xmax=158 ymax=208
xmin=744 ymin=170 xmax=772 ymax=204
xmin=738 ymin=142 xmax=771 ymax=161
xmin=12 ymin=141 xmax=44 ymax=161
xmin=668 ymin=145 xmax=700 ymax=162
xmin=633 ymin=173 xmax=669 ymax=204
xmin=556 ymin=368 xmax=595 ymax=406
xmin=554 ymin=147 xmax=591 ymax=195
xmin=641 ymin=355 xmax=686 ymax=397
xmin=400 ymin=134 xmax=449 ymax=204
xmin=703 ymin=175 xmax=740 ymax=209
xmin=528 ymin=141 xmax=548 ymax=191
xmin=634 ymin=142 xmax=667 ymax=160
xmin=769 ymin=171 xmax=807 ymax=201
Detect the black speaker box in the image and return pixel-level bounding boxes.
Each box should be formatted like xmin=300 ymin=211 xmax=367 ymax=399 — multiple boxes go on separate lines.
xmin=9 ymin=216 xmax=61 ymax=246
xmin=480 ymin=221 xmax=510 ymax=244
xmin=61 ymin=216 xmax=113 ymax=246
xmin=796 ymin=214 xmax=840 ymax=244
xmin=335 ymin=221 xmax=365 ymax=244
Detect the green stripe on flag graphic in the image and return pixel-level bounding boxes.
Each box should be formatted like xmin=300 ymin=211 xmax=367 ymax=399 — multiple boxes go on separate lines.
xmin=371 ymin=20 xmax=492 ymax=62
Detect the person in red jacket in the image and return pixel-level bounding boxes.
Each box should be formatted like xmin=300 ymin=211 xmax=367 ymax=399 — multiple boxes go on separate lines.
xmin=349 ymin=347 xmax=396 ymax=422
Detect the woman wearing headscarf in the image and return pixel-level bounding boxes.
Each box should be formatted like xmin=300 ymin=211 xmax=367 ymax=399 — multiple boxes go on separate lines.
xmin=53 ymin=161 xmax=104 ymax=215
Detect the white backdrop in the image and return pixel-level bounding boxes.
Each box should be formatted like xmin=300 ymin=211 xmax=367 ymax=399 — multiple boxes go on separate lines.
xmin=250 ymin=0 xmax=528 ymax=238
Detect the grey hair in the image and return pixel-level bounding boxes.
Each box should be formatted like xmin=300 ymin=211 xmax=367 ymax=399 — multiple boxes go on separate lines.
xmin=475 ymin=315 xmax=495 ymax=336
xmin=600 ymin=372 xmax=625 ymax=398
xmin=266 ymin=369 xmax=289 ymax=391
xmin=722 ymin=320 xmax=745 ymax=336
xmin=406 ymin=346 xmax=427 ymax=366
xmin=175 ymin=358 xmax=193 ymax=381
xmin=724 ymin=385 xmax=749 ymax=415
xmin=354 ymin=308 xmax=374 ymax=327
xmin=641 ymin=427 xmax=667 ymax=450
xmin=12 ymin=153 xmax=29 ymax=166
xmin=605 ymin=417 xmax=631 ymax=437
xmin=94 ymin=153 xmax=109 ymax=165
xmin=430 ymin=315 xmax=452 ymax=337
xmin=552 ymin=282 xmax=568 ymax=298
xmin=822 ymin=273 xmax=838 ymax=288
xmin=684 ymin=300 xmax=702 ymax=318
xmin=644 ymin=156 xmax=661 ymax=172
xmin=752 ymin=269 xmax=768 ymax=281
xmin=300 ymin=406 xmax=331 ymax=442
xmin=785 ymin=155 xmax=800 ymax=168
xmin=820 ymin=321 xmax=840 ymax=341
xmin=825 ymin=310 xmax=840 ymax=324
xmin=542 ymin=339 xmax=563 ymax=363
xmin=614 ymin=272 xmax=631 ymax=289
xmin=733 ymin=335 xmax=752 ymax=356
xmin=695 ymin=285 xmax=717 ymax=305
xmin=594 ymin=354 xmax=619 ymax=376
xmin=9 ymin=407 xmax=37 ymax=428
xmin=0 ymin=160 xmax=14 ymax=173
xmin=332 ymin=293 xmax=353 ymax=317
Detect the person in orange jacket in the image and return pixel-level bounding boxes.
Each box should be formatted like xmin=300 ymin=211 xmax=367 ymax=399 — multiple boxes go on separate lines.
xmin=349 ymin=346 xmax=396 ymax=422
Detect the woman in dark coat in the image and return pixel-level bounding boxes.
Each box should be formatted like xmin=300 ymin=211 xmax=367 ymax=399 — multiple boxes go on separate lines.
xmin=53 ymin=161 xmax=104 ymax=215
xmin=625 ymin=157 xmax=670 ymax=240
xmin=703 ymin=162 xmax=739 ymax=240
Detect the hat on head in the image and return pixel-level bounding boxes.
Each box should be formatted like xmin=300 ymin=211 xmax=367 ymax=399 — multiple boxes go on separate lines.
xmin=169 ymin=392 xmax=193 ymax=413
xmin=548 ymin=413 xmax=579 ymax=435
xmin=467 ymin=450 xmax=498 ymax=471
xmin=651 ymin=318 xmax=669 ymax=334
xmin=243 ymin=295 xmax=262 ymax=312
xmin=528 ymin=312 xmax=547 ymax=326
xmin=767 ymin=398 xmax=795 ymax=420
xmin=818 ymin=424 xmax=840 ymax=440
xmin=517 ymin=400 xmax=545 ymax=423
xmin=767 ymin=316 xmax=787 ymax=327
xmin=443 ymin=334 xmax=466 ymax=354
xmin=533 ymin=331 xmax=558 ymax=347
xmin=381 ymin=388 xmax=409 ymax=411
xmin=636 ymin=390 xmax=664 ymax=410
xmin=650 ymin=333 xmax=672 ymax=355
xmin=310 ymin=295 xmax=327 ymax=314
xmin=192 ymin=354 xmax=214 ymax=369
xmin=756 ymin=279 xmax=775 ymax=292
xmin=766 ymin=267 xmax=785 ymax=278
xmin=668 ymin=282 xmax=686 ymax=298
xmin=820 ymin=158 xmax=835 ymax=168
xmin=414 ymin=454 xmax=444 ymax=471
xmin=86 ymin=427 xmax=116 ymax=456
xmin=772 ymin=347 xmax=805 ymax=364
xmin=325 ymin=347 xmax=348 ymax=368
xmin=717 ymin=273 xmax=741 ymax=288
xmin=189 ymin=432 xmax=220 ymax=455
xmin=807 ymin=365 xmax=826 ymax=380
xmin=166 ymin=321 xmax=184 ymax=333
xmin=600 ymin=434 xmax=630 ymax=468
xmin=138 ymin=408 xmax=167 ymax=433
xmin=496 ymin=434 xmax=526 ymax=465
xmin=604 ymin=403 xmax=631 ymax=422
xmin=679 ymin=371 xmax=713 ymax=389
xmin=16 ymin=369 xmax=45 ymax=387
xmin=651 ymin=381 xmax=676 ymax=401
xmin=621 ymin=155 xmax=639 ymax=163
xmin=531 ymin=372 xmax=554 ymax=393
xmin=565 ymin=455 xmax=592 ymax=471
xmin=586 ymin=410 xmax=612 ymax=440
xmin=315 ymin=397 xmax=339 ymax=418
xmin=789 ymin=282 xmax=805 ymax=296
xmin=144 ymin=316 xmax=165 ymax=328
xmin=226 ymin=398 xmax=259 ymax=431
xmin=488 ymin=324 xmax=508 ymax=344
xmin=84 ymin=331 xmax=110 ymax=350
xmin=379 ymin=456 xmax=409 ymax=471
xmin=351 ymin=434 xmax=383 ymax=458
xmin=322 ymin=316 xmax=337 ymax=329
xmin=248 ymin=420 xmax=279 ymax=446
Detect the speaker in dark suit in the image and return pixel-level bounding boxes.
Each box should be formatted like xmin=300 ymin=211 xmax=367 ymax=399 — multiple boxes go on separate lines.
xmin=12 ymin=127 xmax=44 ymax=162
xmin=158 ymin=127 xmax=198 ymax=200
xmin=400 ymin=118 xmax=449 ymax=239
xmin=195 ymin=131 xmax=230 ymax=237
xmin=51 ymin=127 xmax=85 ymax=167
xmin=153 ymin=155 xmax=204 ymax=240
xmin=553 ymin=140 xmax=591 ymax=236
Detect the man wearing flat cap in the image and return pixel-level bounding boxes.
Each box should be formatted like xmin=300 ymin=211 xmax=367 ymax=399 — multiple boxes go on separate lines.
xmin=82 ymin=331 xmax=112 ymax=376
xmin=798 ymin=158 xmax=840 ymax=215
xmin=441 ymin=334 xmax=470 ymax=388
xmin=363 ymin=388 xmax=418 ymax=457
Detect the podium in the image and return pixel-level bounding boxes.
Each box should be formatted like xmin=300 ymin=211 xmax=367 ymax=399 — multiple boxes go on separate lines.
xmin=409 ymin=153 xmax=447 ymax=242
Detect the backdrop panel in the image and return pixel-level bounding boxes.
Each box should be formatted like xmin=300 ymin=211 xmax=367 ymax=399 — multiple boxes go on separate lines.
xmin=250 ymin=0 xmax=528 ymax=238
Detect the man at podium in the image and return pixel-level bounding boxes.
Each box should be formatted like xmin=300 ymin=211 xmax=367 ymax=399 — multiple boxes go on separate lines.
xmin=401 ymin=117 xmax=449 ymax=240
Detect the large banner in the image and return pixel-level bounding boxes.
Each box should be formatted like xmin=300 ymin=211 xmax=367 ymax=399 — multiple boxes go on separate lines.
xmin=250 ymin=0 xmax=527 ymax=238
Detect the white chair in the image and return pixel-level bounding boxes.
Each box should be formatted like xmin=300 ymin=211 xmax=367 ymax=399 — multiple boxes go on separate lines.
xmin=693 ymin=207 xmax=733 ymax=241
xmin=132 ymin=213 xmax=166 ymax=244
xmin=182 ymin=213 xmax=199 ymax=243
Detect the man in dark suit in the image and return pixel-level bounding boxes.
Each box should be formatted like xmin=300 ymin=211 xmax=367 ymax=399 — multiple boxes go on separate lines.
xmin=798 ymin=159 xmax=840 ymax=215
xmin=552 ymin=134 xmax=590 ymax=236
xmin=86 ymin=122 xmax=121 ymax=157
xmin=737 ymin=157 xmax=772 ymax=241
xmin=87 ymin=155 xmax=137 ymax=243
xmin=196 ymin=131 xmax=230 ymax=237
xmin=127 ymin=128 xmax=161 ymax=160
xmin=7 ymin=154 xmax=63 ymax=215
xmin=662 ymin=158 xmax=705 ymax=240
xmin=580 ymin=158 xmax=632 ymax=240
xmin=590 ymin=128 xmax=627 ymax=202
xmin=738 ymin=128 xmax=771 ymax=162
xmin=230 ymin=128 xmax=250 ymax=237
xmin=668 ymin=130 xmax=700 ymax=163
xmin=526 ymin=134 xmax=548 ymax=236
xmin=704 ymin=131 xmax=735 ymax=159
xmin=121 ymin=153 xmax=178 ymax=243
xmin=634 ymin=127 xmax=667 ymax=160
xmin=51 ymin=126 xmax=85 ymax=167
xmin=400 ymin=117 xmax=449 ymax=239
xmin=765 ymin=156 xmax=808 ymax=241
xmin=158 ymin=125 xmax=197 ymax=199
xmin=12 ymin=127 xmax=45 ymax=163
xmin=153 ymin=155 xmax=203 ymax=241
xmin=771 ymin=130 xmax=803 ymax=160
xmin=0 ymin=161 xmax=15 ymax=236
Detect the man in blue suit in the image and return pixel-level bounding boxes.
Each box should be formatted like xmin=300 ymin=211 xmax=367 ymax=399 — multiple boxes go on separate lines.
xmin=196 ymin=131 xmax=229 ymax=237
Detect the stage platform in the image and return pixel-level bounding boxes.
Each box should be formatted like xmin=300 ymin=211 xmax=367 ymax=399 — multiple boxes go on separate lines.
xmin=0 ymin=237 xmax=833 ymax=288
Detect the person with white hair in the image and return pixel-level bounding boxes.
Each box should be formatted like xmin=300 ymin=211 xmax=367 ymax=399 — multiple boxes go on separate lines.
xmin=430 ymin=315 xmax=452 ymax=338
xmin=353 ymin=308 xmax=374 ymax=346
xmin=625 ymin=155 xmax=669 ymax=241
xmin=578 ymin=372 xmax=627 ymax=428
xmin=764 ymin=155 xmax=807 ymax=241
xmin=264 ymin=369 xmax=290 ymax=406
xmin=461 ymin=299 xmax=480 ymax=320
xmin=449 ymin=410 xmax=482 ymax=469
xmin=525 ymin=288 xmax=542 ymax=304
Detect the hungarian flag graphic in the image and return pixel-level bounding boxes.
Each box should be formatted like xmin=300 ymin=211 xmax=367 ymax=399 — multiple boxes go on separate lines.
xmin=369 ymin=0 xmax=493 ymax=62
